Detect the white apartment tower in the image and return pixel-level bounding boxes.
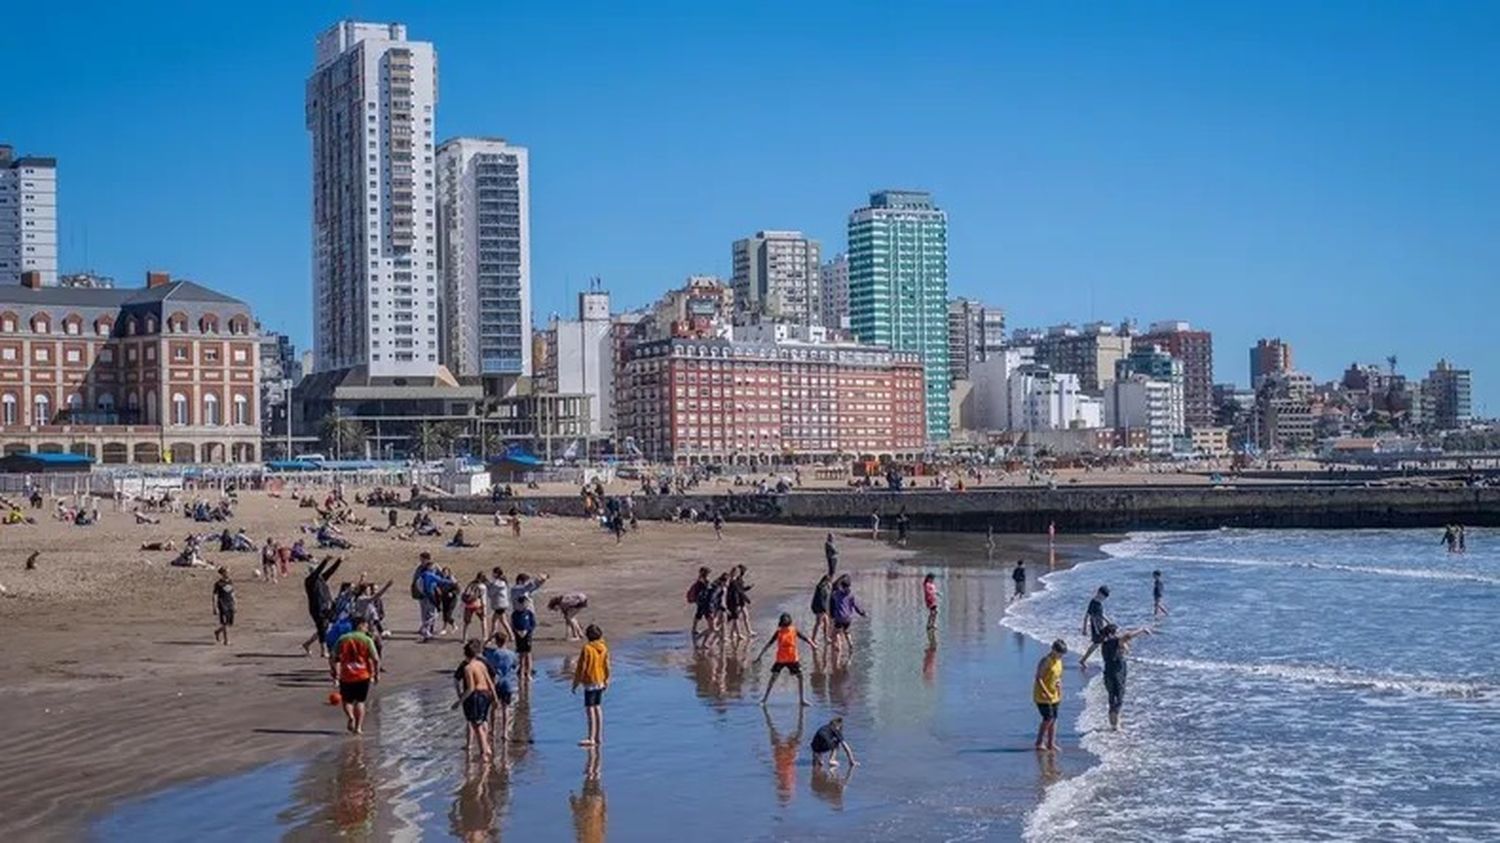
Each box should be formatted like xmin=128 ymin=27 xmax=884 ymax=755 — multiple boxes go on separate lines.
xmin=732 ymin=230 xmax=822 ymax=326
xmin=437 ymin=137 xmax=531 ymax=381
xmin=0 ymin=146 xmax=58 ymax=286
xmin=306 ymin=21 xmax=440 ymax=377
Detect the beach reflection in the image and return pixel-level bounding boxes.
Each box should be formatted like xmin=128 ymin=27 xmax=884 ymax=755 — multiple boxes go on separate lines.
xmin=763 ymin=708 xmax=804 ymax=806
xmin=449 ymin=760 xmax=506 ymax=842
xmin=568 ymin=749 xmax=605 ymax=843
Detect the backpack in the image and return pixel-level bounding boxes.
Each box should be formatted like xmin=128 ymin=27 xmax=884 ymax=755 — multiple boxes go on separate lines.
xmin=686 ymin=580 xmax=704 ymax=604
xmin=410 ymin=570 xmax=425 ymax=600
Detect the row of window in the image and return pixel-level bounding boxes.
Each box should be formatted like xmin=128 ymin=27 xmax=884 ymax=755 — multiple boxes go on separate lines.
xmin=0 ymin=312 xmax=250 ymax=337
xmin=0 ymin=392 xmax=252 ymax=427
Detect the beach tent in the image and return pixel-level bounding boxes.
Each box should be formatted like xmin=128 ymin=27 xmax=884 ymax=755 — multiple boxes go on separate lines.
xmin=0 ymin=451 xmax=95 ymax=474
xmin=487 ymin=445 xmax=544 ymax=481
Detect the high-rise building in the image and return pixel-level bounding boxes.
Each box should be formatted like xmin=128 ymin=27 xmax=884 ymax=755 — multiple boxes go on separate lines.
xmin=436 ymin=137 xmax=531 ymax=381
xmin=818 ymin=254 xmax=849 ymax=331
xmin=258 ymin=331 xmax=301 ymax=445
xmin=1028 ymin=322 xmax=1132 ymax=394
xmin=1118 ymin=343 xmax=1186 ymax=437
xmin=1422 ymin=359 xmax=1472 ymax=430
xmin=306 ymin=21 xmax=440 ymax=377
xmin=549 ymin=285 xmax=615 ymax=435
xmin=848 ymin=190 xmax=950 ymax=439
xmin=1006 ymin=364 xmax=1104 ymax=432
xmin=731 ymin=230 xmax=821 ymax=327
xmin=0 ymin=145 xmax=58 ymax=286
xmin=1106 ymin=375 xmax=1184 ymax=454
xmin=1250 ymin=338 xmax=1293 ymax=388
xmin=946 ymin=297 xmax=1005 ymax=382
xmin=1135 ymin=320 xmax=1213 ymax=431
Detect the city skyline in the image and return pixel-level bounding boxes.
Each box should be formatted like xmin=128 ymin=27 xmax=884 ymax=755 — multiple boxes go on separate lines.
xmin=4 ymin=3 xmax=1496 ymax=411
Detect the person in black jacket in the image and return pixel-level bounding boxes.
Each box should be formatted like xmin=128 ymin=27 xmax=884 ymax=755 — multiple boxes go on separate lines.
xmin=300 ymin=555 xmax=343 ymax=657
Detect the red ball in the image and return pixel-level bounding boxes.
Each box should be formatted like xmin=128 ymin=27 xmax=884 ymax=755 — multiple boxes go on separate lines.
xmin=327 ymin=691 xmax=342 ymax=706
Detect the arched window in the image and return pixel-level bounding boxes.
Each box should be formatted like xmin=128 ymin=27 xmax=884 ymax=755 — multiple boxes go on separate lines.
xmin=203 ymin=393 xmax=220 ymax=426
xmin=172 ymin=393 xmax=189 ymax=426
xmin=1 ymin=394 xmax=15 ymax=425
xmin=145 ymin=316 xmax=158 ymax=334
xmin=95 ymin=318 xmax=112 ymax=336
xmin=144 ymin=390 xmax=158 ymax=425
xmin=97 ymin=393 xmax=116 ymax=413
xmin=33 ymin=392 xmax=50 ymax=424
xmin=66 ymin=393 xmax=83 ymax=418
xmin=232 ymin=394 xmax=249 ymax=426
xmin=64 ymin=317 xmax=81 ymax=335
xmin=31 ymin=315 xmax=50 ymax=334
xmin=0 ymin=314 xmax=15 ymax=333
xmin=125 ymin=317 xmax=137 ymax=337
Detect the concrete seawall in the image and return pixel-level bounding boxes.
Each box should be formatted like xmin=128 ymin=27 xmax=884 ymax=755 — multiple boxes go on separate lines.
xmin=433 ymin=486 xmax=1500 ymax=532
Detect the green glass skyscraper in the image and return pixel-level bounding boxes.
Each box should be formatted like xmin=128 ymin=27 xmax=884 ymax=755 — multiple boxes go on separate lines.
xmin=848 ymin=190 xmax=949 ymax=440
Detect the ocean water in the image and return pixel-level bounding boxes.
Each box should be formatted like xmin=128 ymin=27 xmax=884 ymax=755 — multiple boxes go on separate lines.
xmin=1005 ymin=528 xmax=1500 ymax=843
xmin=95 ymin=547 xmax=1089 ymax=842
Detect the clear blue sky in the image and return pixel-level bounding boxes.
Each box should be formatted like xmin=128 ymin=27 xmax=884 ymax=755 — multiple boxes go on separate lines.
xmin=6 ymin=1 xmax=1497 ymax=412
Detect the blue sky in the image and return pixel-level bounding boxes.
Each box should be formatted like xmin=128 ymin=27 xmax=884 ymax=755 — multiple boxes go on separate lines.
xmin=5 ymin=1 xmax=1497 ymax=412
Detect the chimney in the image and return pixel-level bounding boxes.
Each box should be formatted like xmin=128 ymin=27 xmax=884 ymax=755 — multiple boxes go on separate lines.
xmin=20 ymin=270 xmax=41 ymax=289
xmin=146 ymin=271 xmax=171 ymax=289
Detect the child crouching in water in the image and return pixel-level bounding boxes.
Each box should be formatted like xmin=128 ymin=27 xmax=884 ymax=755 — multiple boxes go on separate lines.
xmin=811 ymin=716 xmax=857 ymax=768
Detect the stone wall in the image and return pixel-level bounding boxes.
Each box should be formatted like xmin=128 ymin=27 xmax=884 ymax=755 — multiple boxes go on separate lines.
xmin=432 ymin=486 xmax=1500 ymax=532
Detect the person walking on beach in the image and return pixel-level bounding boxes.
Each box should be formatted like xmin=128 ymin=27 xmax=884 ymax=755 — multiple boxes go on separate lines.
xmin=712 ymin=510 xmax=724 ymax=541
xmin=330 ymin=615 xmax=380 ymax=735
xmin=896 ymin=509 xmax=910 ymax=547
xmin=260 ymin=538 xmax=279 ymax=584
xmin=212 ymin=566 xmax=236 ymax=646
xmin=869 ymin=510 xmax=881 ymax=541
xmin=486 ymin=567 xmax=512 ymax=641
xmin=1152 ymin=570 xmax=1169 ymax=617
xmin=453 ymin=638 xmax=499 ymax=761
xmin=922 ymin=573 xmax=940 ymax=631
xmin=829 ymin=575 xmax=867 ymax=654
xmin=1098 ymin=623 xmax=1152 ymax=730
xmin=482 ymin=630 xmax=520 ymax=743
xmin=1011 ymin=559 xmax=1027 ymax=602
xmin=810 ymin=716 xmax=857 ymax=768
xmin=302 ymin=556 xmax=343 ymax=657
xmin=1077 ymin=586 xmax=1112 ymax=668
xmin=810 ymin=574 xmax=833 ymax=646
xmin=688 ymin=566 xmax=713 ymax=642
xmin=824 ymin=533 xmax=839 ymax=578
xmin=1033 ymin=639 xmax=1068 ymax=752
xmin=412 ymin=554 xmax=456 ymax=642
xmin=727 ymin=565 xmax=753 ymax=642
xmin=461 ymin=572 xmax=489 ymax=641
xmin=571 ymin=624 xmax=611 ymax=747
xmin=755 ymin=613 xmax=815 ymax=706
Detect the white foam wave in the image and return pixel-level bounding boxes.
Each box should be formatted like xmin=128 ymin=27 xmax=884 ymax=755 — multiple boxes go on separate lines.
xmin=1142 ymin=553 xmax=1500 ymax=586
xmin=1135 ymin=656 xmax=1500 ymax=701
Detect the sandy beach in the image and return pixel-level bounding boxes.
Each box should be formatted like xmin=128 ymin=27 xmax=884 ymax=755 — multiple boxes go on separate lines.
xmin=0 ymin=490 xmax=1093 ymax=837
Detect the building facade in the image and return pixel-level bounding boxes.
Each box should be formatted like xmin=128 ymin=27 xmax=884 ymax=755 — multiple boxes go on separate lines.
xmin=818 ymin=253 xmax=849 ymax=331
xmin=1135 ymin=321 xmax=1213 ymax=431
xmin=306 ymin=21 xmax=440 ymax=377
xmin=1006 ymin=364 xmax=1104 ymax=432
xmin=1250 ymin=338 xmax=1293 ymax=388
xmin=436 ymin=137 xmax=530 ymax=381
xmin=0 ymin=271 xmax=261 ymax=463
xmin=619 ymin=336 xmax=926 ymax=464
xmin=946 ymin=297 xmax=1005 ymax=382
xmin=0 ymin=146 xmax=58 ymax=287
xmin=847 ymin=190 xmax=950 ymax=439
xmin=731 ymin=230 xmax=821 ymax=327
xmin=1027 ymin=322 xmax=1132 ymax=394
xmin=548 ymin=287 xmax=615 ymax=436
xmin=1105 ymin=375 xmax=1182 ymax=455
xmin=1422 ymin=359 xmax=1472 ymax=431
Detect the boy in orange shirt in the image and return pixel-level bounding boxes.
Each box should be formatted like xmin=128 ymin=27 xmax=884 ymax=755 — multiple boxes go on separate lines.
xmin=755 ymin=613 xmax=816 ymax=706
xmin=570 ymin=624 xmax=611 ymax=747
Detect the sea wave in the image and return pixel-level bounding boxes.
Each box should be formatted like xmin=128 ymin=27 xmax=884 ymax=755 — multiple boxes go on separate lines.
xmin=1134 ymin=656 xmax=1500 ymax=701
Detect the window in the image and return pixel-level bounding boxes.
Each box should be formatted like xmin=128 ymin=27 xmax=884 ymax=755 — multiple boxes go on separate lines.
xmin=0 ymin=318 xmax=12 ymax=333
xmin=35 ymin=347 xmax=49 ymax=363
xmin=33 ymin=392 xmax=50 ymax=424
xmin=95 ymin=320 xmax=110 ymax=336
xmin=0 ymin=348 xmax=13 ymax=362
xmin=203 ymin=393 xmax=220 ymax=426
xmin=31 ymin=316 xmax=49 ymax=334
xmin=144 ymin=390 xmax=158 ymax=425
xmin=204 ymin=347 xmax=220 ymax=363
xmin=66 ymin=393 xmax=83 ymax=416
xmin=65 ymin=348 xmax=81 ymax=364
xmin=99 ymin=348 xmax=114 ymax=364
xmin=232 ymin=348 xmax=248 ymax=363
xmin=172 ymin=393 xmax=189 ymax=426
xmin=172 ymin=346 xmax=188 ymax=362
xmin=233 ymin=394 xmax=249 ymax=425
xmin=97 ymin=393 xmax=115 ymax=413
xmin=145 ymin=316 xmax=157 ymax=333
xmin=0 ymin=394 xmax=13 ymax=425
xmin=64 ymin=320 xmax=80 ymax=335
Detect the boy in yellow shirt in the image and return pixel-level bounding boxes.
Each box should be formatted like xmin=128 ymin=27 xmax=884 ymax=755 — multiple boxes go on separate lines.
xmin=1033 ymin=639 xmax=1068 ymax=752
xmin=571 ymin=623 xmax=611 ymax=747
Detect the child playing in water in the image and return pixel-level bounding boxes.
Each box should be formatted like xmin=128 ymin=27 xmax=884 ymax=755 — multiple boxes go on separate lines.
xmin=922 ymin=573 xmax=940 ymax=631
xmin=512 ymin=597 xmax=537 ymax=688
xmin=755 ymin=613 xmax=816 ymax=706
xmin=1152 ymin=570 xmax=1168 ymax=617
xmin=548 ymin=592 xmax=589 ymax=641
xmin=571 ymin=624 xmax=611 ymax=747
xmin=453 ymin=638 xmax=498 ymax=761
xmin=811 ymin=716 xmax=857 ymax=768
xmin=1033 ymin=639 xmax=1068 ymax=752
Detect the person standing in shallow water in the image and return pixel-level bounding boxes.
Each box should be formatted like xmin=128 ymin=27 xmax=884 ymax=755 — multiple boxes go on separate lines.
xmin=1011 ymin=560 xmax=1027 ymax=602
xmin=1077 ymin=586 xmax=1112 ymax=668
xmin=755 ymin=613 xmax=815 ymax=706
xmin=1098 ymin=623 xmax=1152 ymax=730
xmin=571 ymin=624 xmax=611 ymax=747
xmin=1152 ymin=570 xmax=1169 ymax=617
xmin=330 ymin=615 xmax=380 ymax=735
xmin=1033 ymin=639 xmax=1067 ymax=751
xmin=824 ymin=533 xmax=839 ymax=578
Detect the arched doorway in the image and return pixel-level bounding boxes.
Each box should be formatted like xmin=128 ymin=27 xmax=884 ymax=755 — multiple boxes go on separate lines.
xmin=133 ymin=442 xmax=161 ymax=464
xmin=169 ymin=443 xmax=196 ymax=464
xmin=201 ymin=441 xmax=225 ymax=463
xmin=3 ymin=443 xmax=27 ymax=456
xmin=37 ymin=442 xmax=64 ymax=454
xmin=69 ymin=442 xmax=97 ymax=459
xmin=101 ymin=442 xmax=129 ymax=464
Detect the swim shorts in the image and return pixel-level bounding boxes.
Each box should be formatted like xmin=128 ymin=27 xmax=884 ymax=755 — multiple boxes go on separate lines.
xmin=217 ymin=608 xmax=235 ymax=626
xmin=339 ymin=680 xmax=371 ymax=704
xmin=515 ymin=635 xmax=533 ymax=654
xmin=834 ymin=620 xmax=852 ymax=631
xmin=1104 ymin=670 xmax=1126 ymax=714
xmin=771 ymin=661 xmax=802 ymax=676
xmin=497 ymin=686 xmax=514 ymax=706
xmin=1035 ymin=702 xmax=1059 ymax=721
xmin=583 ymin=685 xmax=605 ymax=707
xmin=463 ymin=691 xmax=493 ymax=724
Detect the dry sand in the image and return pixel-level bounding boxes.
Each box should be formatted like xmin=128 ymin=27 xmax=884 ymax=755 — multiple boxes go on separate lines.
xmin=0 ymin=492 xmax=940 ymax=836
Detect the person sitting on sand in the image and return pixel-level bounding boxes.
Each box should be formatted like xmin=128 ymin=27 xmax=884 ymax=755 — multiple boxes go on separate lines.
xmin=317 ymin=522 xmax=352 ymax=550
xmin=447 ymin=528 xmax=479 ymax=549
xmin=290 ymin=539 xmax=312 ymax=563
xmin=134 ymin=511 xmax=161 ymax=525
xmin=140 ymin=539 xmax=177 ymax=552
xmin=548 ymin=592 xmax=589 ymax=641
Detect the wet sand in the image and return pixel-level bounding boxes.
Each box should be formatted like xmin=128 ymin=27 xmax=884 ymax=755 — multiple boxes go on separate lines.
xmin=92 ymin=532 xmax=1105 ymax=841
xmin=0 ymin=491 xmax=1096 ymax=837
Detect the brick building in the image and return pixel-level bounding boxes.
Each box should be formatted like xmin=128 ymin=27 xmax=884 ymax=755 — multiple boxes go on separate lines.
xmin=1135 ymin=321 xmax=1214 ymax=431
xmin=0 ymin=271 xmax=261 ymax=464
xmin=619 ymin=336 xmax=925 ymax=464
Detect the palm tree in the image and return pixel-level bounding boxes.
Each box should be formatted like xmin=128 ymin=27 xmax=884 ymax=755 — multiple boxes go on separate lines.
xmin=432 ymin=420 xmax=468 ymax=458
xmin=412 ymin=421 xmax=442 ymax=461
xmin=318 ymin=414 xmax=366 ymax=460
